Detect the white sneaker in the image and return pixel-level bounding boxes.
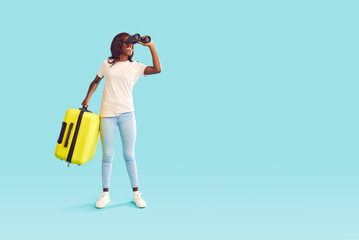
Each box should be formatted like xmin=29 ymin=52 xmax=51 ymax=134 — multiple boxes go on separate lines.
xmin=95 ymin=192 xmax=111 ymax=208
xmin=133 ymin=192 xmax=147 ymax=208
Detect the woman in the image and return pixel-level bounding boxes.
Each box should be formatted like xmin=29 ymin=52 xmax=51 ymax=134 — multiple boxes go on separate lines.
xmin=81 ymin=32 xmax=161 ymax=209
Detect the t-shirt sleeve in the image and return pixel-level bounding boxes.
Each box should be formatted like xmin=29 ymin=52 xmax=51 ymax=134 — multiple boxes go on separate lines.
xmin=136 ymin=61 xmax=147 ymax=78
xmin=97 ymin=60 xmax=106 ymax=78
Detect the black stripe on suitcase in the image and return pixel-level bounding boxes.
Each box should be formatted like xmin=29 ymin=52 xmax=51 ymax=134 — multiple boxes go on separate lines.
xmin=66 ymin=109 xmax=85 ymax=165
xmin=64 ymin=123 xmax=74 ymax=148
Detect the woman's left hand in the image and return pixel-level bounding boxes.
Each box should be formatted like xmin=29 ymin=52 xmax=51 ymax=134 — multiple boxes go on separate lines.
xmin=138 ymin=36 xmax=154 ymax=47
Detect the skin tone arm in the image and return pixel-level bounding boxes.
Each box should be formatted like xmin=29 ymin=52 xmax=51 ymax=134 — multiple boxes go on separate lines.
xmin=139 ymin=37 xmax=161 ymax=75
xmin=81 ymin=75 xmax=103 ymax=108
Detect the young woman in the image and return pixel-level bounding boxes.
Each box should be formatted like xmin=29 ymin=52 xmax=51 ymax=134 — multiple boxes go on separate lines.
xmin=81 ymin=32 xmax=161 ymax=209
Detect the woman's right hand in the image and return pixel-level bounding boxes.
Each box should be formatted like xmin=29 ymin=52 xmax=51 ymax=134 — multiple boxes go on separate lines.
xmin=82 ymin=98 xmax=89 ymax=108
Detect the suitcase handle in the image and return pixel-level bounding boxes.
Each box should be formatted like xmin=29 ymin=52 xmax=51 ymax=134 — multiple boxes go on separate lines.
xmin=79 ymin=106 xmax=92 ymax=113
xmin=64 ymin=123 xmax=74 ymax=148
xmin=57 ymin=122 xmax=67 ymax=144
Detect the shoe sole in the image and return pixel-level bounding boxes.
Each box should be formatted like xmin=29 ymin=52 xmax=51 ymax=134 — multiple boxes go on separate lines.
xmin=95 ymin=200 xmax=111 ymax=208
xmin=133 ymin=201 xmax=146 ymax=208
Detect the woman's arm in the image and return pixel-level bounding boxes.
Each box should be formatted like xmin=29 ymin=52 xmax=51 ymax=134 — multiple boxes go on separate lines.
xmin=81 ymin=75 xmax=103 ymax=107
xmin=139 ymin=38 xmax=161 ymax=75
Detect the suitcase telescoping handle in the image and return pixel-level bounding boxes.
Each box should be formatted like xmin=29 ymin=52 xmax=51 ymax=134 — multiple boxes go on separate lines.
xmin=63 ymin=106 xmax=93 ymax=167
xmin=79 ymin=106 xmax=92 ymax=113
xmin=66 ymin=106 xmax=89 ymax=167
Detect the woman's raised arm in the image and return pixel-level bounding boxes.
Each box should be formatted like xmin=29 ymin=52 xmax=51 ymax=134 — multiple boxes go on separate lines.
xmin=139 ymin=37 xmax=161 ymax=75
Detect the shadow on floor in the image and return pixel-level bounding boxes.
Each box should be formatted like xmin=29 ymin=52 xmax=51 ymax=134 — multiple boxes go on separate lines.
xmin=65 ymin=201 xmax=140 ymax=211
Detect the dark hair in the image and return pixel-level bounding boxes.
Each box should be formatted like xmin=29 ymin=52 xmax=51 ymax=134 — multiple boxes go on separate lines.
xmin=108 ymin=32 xmax=134 ymax=66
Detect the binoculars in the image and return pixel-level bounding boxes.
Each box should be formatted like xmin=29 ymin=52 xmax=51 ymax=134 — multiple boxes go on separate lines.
xmin=125 ymin=33 xmax=151 ymax=44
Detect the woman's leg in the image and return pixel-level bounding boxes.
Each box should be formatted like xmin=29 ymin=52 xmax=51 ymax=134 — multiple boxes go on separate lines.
xmin=100 ymin=117 xmax=117 ymax=192
xmin=118 ymin=112 xmax=139 ymax=191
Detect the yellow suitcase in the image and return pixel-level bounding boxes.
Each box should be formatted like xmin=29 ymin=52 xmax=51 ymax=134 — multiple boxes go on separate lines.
xmin=55 ymin=107 xmax=100 ymax=167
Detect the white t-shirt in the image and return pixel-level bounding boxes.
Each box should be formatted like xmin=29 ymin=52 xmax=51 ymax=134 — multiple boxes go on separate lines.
xmin=97 ymin=58 xmax=147 ymax=117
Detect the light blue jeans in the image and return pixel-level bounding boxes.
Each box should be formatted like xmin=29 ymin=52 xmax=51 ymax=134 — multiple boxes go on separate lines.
xmin=100 ymin=111 xmax=138 ymax=189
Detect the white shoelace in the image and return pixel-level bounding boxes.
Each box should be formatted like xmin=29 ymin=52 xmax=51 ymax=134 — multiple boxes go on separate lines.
xmin=99 ymin=193 xmax=109 ymax=200
xmin=135 ymin=192 xmax=143 ymax=200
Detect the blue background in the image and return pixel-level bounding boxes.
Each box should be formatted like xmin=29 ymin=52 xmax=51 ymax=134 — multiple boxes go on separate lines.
xmin=0 ymin=0 xmax=358 ymax=239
